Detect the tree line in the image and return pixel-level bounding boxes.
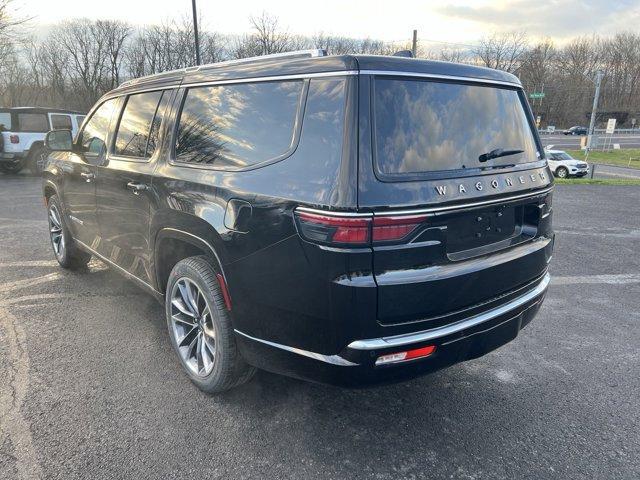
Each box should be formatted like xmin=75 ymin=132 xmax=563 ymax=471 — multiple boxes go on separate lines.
xmin=1 ymin=3 xmax=639 ymax=128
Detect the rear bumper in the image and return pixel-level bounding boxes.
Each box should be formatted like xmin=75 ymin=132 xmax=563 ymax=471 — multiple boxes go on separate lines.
xmin=235 ymin=272 xmax=550 ymax=386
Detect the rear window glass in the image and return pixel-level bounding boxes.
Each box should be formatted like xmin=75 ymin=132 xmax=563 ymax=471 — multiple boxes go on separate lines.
xmin=373 ymin=78 xmax=540 ymax=175
xmin=0 ymin=112 xmax=11 ymax=130
xmin=51 ymin=114 xmax=72 ymax=130
xmin=17 ymin=113 xmax=49 ymax=132
xmin=114 ymin=90 xmax=164 ymax=158
xmin=175 ymin=80 xmax=303 ymax=169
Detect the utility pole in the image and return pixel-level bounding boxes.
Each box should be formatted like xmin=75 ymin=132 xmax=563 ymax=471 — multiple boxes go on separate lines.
xmin=411 ymin=30 xmax=417 ymax=58
xmin=191 ymin=0 xmax=201 ymax=66
xmin=586 ymin=70 xmax=604 ymax=151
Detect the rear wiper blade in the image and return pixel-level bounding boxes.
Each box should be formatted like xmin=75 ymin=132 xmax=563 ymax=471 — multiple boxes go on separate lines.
xmin=478 ymin=148 xmax=524 ymax=163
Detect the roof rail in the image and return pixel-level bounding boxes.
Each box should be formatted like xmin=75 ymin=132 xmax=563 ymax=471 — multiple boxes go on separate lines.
xmin=118 ymin=49 xmax=327 ymax=89
xmin=201 ymin=49 xmax=327 ymax=69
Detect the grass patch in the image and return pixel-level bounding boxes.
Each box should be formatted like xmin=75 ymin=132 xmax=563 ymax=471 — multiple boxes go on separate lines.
xmin=554 ymin=178 xmax=640 ymax=186
xmin=565 ymin=148 xmax=640 ymax=169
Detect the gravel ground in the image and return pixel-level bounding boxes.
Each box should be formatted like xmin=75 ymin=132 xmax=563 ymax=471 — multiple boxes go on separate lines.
xmin=1 ymin=176 xmax=639 ymax=479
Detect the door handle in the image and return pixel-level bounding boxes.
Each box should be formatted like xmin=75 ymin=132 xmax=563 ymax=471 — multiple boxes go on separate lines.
xmin=81 ymin=172 xmax=94 ymax=182
xmin=126 ymin=181 xmax=148 ymax=195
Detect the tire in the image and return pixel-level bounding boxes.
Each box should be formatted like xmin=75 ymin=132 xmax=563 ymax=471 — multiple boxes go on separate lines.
xmin=29 ymin=145 xmax=49 ymax=175
xmin=47 ymin=195 xmax=92 ymax=269
xmin=0 ymin=161 xmax=24 ymax=174
xmin=555 ymin=167 xmax=569 ymax=178
xmin=165 ymin=255 xmax=256 ymax=393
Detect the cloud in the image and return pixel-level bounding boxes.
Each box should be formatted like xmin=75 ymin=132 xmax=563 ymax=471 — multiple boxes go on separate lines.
xmin=438 ymin=0 xmax=640 ymax=39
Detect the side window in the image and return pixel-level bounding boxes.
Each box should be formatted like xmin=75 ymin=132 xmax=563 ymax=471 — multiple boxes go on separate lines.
xmin=51 ymin=114 xmax=72 ymax=130
xmin=17 ymin=113 xmax=49 ymax=132
xmin=114 ymin=90 xmax=163 ymax=158
xmin=174 ymin=80 xmax=303 ymax=168
xmin=0 ymin=112 xmax=12 ymax=131
xmin=75 ymin=115 xmax=86 ymax=127
xmin=79 ymin=98 xmax=119 ymax=165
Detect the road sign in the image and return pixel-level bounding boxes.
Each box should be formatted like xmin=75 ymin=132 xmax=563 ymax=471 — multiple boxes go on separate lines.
xmin=606 ymin=118 xmax=616 ymax=134
xmin=529 ymin=92 xmax=545 ymax=99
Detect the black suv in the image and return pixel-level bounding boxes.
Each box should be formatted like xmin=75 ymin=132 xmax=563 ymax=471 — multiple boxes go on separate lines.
xmin=42 ymin=50 xmax=553 ymax=392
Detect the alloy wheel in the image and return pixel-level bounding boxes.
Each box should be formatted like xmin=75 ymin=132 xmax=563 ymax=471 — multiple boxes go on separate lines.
xmin=557 ymin=167 xmax=568 ymax=178
xmin=48 ymin=204 xmax=65 ymax=259
xmin=35 ymin=150 xmax=48 ymax=173
xmin=170 ymin=277 xmax=216 ymax=377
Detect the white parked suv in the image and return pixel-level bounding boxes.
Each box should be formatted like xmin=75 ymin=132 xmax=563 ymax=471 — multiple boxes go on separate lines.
xmin=545 ymin=148 xmax=589 ymax=178
xmin=0 ymin=107 xmax=85 ymax=174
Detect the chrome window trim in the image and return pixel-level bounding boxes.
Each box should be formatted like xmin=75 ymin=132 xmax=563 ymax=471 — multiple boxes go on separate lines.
xmin=110 ymin=70 xmax=358 ymax=97
xmin=360 ymin=70 xmax=522 ymax=87
xmin=234 ymin=330 xmax=358 ymax=366
xmin=348 ymin=273 xmax=550 ymax=350
xmin=181 ymin=70 xmax=358 ymax=89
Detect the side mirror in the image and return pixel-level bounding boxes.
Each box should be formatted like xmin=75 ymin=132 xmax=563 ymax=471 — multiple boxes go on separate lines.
xmin=45 ymin=129 xmax=73 ymax=151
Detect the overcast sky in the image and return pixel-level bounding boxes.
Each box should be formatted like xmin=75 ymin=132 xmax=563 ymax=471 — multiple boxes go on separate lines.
xmin=15 ymin=0 xmax=640 ymax=45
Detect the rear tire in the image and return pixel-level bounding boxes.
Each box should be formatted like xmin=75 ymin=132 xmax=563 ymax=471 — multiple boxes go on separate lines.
xmin=165 ymin=255 xmax=256 ymax=393
xmin=29 ymin=145 xmax=49 ymax=175
xmin=0 ymin=161 xmax=24 ymax=174
xmin=47 ymin=194 xmax=92 ymax=269
xmin=555 ymin=167 xmax=568 ymax=178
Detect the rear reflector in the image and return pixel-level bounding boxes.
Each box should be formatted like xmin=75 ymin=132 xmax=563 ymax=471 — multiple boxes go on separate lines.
xmin=216 ymin=273 xmax=232 ymax=311
xmin=375 ymin=345 xmax=436 ymax=366
xmin=9 ymin=135 xmax=19 ymax=144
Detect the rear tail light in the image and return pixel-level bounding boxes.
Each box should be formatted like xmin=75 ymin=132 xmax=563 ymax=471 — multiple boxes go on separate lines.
xmin=375 ymin=345 xmax=436 ymax=366
xmin=9 ymin=135 xmax=19 ymax=144
xmin=294 ymin=209 xmax=428 ymax=246
xmin=372 ymin=215 xmax=428 ymax=242
xmin=295 ymin=211 xmax=371 ymax=246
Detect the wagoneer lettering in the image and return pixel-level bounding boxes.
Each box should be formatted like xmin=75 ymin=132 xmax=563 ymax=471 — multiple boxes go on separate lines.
xmin=42 ymin=50 xmax=553 ymax=392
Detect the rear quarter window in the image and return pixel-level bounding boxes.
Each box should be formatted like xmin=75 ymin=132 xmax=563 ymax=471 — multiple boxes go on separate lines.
xmin=174 ymin=80 xmax=304 ymax=169
xmin=373 ymin=78 xmax=540 ymax=177
xmin=17 ymin=113 xmax=49 ymax=133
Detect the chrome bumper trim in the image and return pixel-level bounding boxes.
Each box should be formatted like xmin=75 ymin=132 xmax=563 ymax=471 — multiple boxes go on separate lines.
xmin=234 ymin=329 xmax=358 ymax=367
xmin=348 ymin=273 xmax=550 ymax=351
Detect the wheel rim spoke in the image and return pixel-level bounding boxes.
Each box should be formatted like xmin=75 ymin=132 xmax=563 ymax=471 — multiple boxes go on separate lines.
xmin=48 ymin=205 xmax=65 ymax=258
xmin=170 ymin=277 xmax=216 ymax=377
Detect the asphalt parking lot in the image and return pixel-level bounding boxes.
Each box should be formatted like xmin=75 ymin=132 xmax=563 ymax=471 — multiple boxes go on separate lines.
xmin=1 ymin=175 xmax=639 ymax=479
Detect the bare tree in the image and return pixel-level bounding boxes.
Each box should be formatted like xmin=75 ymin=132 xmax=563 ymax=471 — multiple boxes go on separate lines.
xmin=97 ymin=20 xmax=132 ymax=90
xmin=473 ymin=31 xmax=529 ymax=73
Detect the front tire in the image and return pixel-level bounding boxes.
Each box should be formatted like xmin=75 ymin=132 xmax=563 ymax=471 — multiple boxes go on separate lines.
xmin=165 ymin=256 xmax=256 ymax=393
xmin=555 ymin=166 xmax=569 ymax=178
xmin=47 ymin=195 xmax=92 ymax=269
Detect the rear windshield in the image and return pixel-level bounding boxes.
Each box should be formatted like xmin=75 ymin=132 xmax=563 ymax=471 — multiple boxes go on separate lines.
xmin=373 ymin=78 xmax=540 ymax=176
xmin=0 ymin=112 xmax=11 ymax=130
